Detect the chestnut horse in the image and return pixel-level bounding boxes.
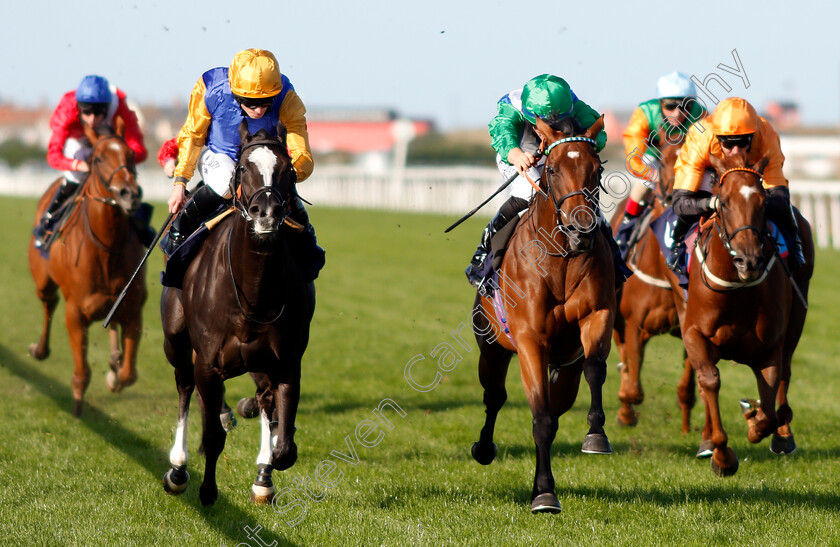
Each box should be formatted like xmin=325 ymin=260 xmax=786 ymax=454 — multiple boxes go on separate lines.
xmin=28 ymin=120 xmax=146 ymax=416
xmin=471 ymin=116 xmax=615 ymax=513
xmin=161 ymin=122 xmax=314 ymax=507
xmin=611 ymin=131 xmax=696 ymax=432
xmin=681 ymin=152 xmax=813 ymax=476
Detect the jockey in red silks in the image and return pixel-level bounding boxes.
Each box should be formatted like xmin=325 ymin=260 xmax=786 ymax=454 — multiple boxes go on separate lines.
xmin=34 ymin=75 xmax=149 ymax=248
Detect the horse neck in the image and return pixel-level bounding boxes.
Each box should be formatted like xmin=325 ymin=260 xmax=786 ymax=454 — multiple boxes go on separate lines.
xmin=229 ymin=217 xmax=287 ymax=301
xmin=83 ymin=184 xmax=132 ymax=249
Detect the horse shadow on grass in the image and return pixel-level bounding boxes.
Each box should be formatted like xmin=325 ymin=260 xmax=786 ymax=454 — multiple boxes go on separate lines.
xmin=0 ymin=344 xmax=300 ymax=547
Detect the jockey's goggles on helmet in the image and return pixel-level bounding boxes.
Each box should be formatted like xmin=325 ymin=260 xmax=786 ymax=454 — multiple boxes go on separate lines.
xmin=234 ymin=94 xmax=274 ymax=109
xmin=717 ymin=133 xmax=754 ymax=149
xmin=660 ymin=99 xmax=684 ymax=111
xmin=78 ymin=102 xmax=108 ymax=116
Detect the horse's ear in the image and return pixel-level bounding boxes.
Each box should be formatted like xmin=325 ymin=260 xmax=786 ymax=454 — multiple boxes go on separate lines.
xmin=113 ymin=115 xmax=125 ymax=137
xmin=238 ymin=119 xmax=251 ymax=145
xmin=753 ymin=152 xmax=771 ymax=175
xmin=708 ymin=150 xmax=726 ymax=174
xmin=276 ymin=120 xmax=288 ymax=145
xmin=584 ymin=115 xmax=605 ymax=141
xmin=534 ymin=116 xmax=556 ymax=143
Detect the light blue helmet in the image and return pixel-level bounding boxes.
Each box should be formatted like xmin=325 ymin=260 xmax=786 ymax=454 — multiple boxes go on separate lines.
xmin=75 ymin=75 xmax=111 ymax=104
xmin=656 ymin=71 xmax=696 ymax=99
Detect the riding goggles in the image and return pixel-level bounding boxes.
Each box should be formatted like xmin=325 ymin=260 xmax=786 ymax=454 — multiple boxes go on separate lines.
xmin=78 ymin=102 xmax=108 ymax=116
xmin=717 ymin=134 xmax=754 ymax=149
xmin=234 ymin=94 xmax=275 ymax=109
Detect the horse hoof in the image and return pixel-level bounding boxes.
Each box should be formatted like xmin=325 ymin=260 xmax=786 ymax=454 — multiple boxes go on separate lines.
xmin=696 ymin=440 xmax=714 ymax=459
xmin=220 ymin=410 xmax=238 ymax=432
xmin=616 ymin=361 xmax=624 ymax=372
xmin=236 ymin=397 xmax=259 ymax=419
xmin=710 ymin=448 xmax=739 ymax=477
xmin=471 ymin=441 xmax=497 ymax=465
xmin=530 ymin=493 xmax=562 ymax=514
xmin=106 ymin=370 xmax=121 ymax=393
xmin=581 ymin=433 xmax=612 ymax=455
xmin=199 ymin=483 xmax=218 ymax=507
xmin=162 ymin=466 xmax=190 ymax=495
xmin=616 ymin=407 xmax=639 ymax=427
xmin=28 ymin=343 xmax=48 ymax=360
xmin=250 ymin=484 xmax=276 ymax=505
xmin=770 ymin=433 xmax=797 ymax=455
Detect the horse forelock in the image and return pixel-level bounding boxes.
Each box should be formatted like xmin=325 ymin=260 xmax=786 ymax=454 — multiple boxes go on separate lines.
xmin=248 ymin=146 xmax=279 ymax=187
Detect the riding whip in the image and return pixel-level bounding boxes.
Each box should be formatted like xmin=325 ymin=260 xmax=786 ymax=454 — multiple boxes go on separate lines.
xmin=103 ymin=212 xmax=174 ymax=328
xmin=444 ymin=151 xmax=542 ymax=233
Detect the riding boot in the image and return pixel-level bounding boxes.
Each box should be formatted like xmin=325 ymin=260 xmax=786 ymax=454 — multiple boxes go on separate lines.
xmin=160 ymin=185 xmax=226 ymax=255
xmin=665 ymin=215 xmax=693 ymax=272
xmin=34 ymin=180 xmax=79 ymax=248
xmin=465 ymin=196 xmax=528 ymax=288
xmin=287 ymin=196 xmax=326 ymax=282
xmin=600 ymin=221 xmax=633 ymax=287
xmin=615 ymin=207 xmax=645 ymax=262
xmin=766 ymin=186 xmax=805 ymax=269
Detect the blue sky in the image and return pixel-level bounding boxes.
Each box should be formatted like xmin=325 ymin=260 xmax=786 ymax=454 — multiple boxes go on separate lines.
xmin=3 ymin=0 xmax=838 ymax=129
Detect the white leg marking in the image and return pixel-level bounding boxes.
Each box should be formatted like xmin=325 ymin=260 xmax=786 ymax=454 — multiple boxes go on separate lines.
xmin=256 ymin=409 xmax=273 ymax=466
xmin=169 ymin=409 xmax=189 ymax=467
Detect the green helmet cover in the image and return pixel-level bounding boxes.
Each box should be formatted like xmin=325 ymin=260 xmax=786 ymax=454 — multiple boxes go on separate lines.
xmin=521 ymin=74 xmax=574 ymax=123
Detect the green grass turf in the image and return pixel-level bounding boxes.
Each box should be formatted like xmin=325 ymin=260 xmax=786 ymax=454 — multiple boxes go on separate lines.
xmin=0 ymin=196 xmax=838 ymax=546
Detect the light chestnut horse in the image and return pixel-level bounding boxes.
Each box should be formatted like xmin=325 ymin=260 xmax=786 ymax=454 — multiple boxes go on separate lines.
xmin=28 ymin=119 xmax=147 ymax=416
xmin=611 ymin=130 xmax=696 ymax=432
xmin=680 ymin=152 xmax=813 ymax=476
xmin=471 ymin=116 xmax=615 ymax=513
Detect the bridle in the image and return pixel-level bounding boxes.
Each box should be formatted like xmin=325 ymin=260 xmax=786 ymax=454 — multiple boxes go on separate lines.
xmin=230 ymin=138 xmax=294 ymax=222
xmin=86 ymin=135 xmax=138 ymax=207
xmin=540 ymin=136 xmax=601 ymax=230
xmin=712 ymin=167 xmax=767 ymax=258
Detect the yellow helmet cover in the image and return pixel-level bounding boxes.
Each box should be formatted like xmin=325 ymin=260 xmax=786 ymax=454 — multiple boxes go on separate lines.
xmin=229 ymin=49 xmax=283 ymax=98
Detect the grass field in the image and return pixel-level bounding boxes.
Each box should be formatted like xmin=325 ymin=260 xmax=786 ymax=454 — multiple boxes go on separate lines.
xmin=0 ymin=196 xmax=838 ymax=546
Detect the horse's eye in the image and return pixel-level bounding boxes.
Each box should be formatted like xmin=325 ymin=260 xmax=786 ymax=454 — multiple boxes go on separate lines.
xmin=546 ymin=166 xmax=555 ymax=175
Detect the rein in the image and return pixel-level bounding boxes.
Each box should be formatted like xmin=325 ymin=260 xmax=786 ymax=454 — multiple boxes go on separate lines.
xmin=695 ymin=213 xmax=775 ymax=292
xmin=225 ymin=225 xmax=286 ymax=324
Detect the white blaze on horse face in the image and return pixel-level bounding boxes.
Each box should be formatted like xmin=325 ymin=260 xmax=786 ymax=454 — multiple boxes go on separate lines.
xmin=248 ymin=146 xmax=278 ymax=187
xmin=567 ymin=151 xmax=580 ymax=159
xmin=739 ymin=185 xmax=759 ymax=201
xmin=169 ymin=410 xmax=189 ymax=467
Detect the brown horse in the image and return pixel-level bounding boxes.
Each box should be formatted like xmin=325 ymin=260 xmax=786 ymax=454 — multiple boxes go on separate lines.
xmin=681 ymin=152 xmax=813 ymax=476
xmin=471 ymin=116 xmax=615 ymax=513
xmin=611 ymin=130 xmax=696 ymax=432
xmin=28 ymin=119 xmax=147 ymax=416
xmin=161 ymin=121 xmax=314 ymax=507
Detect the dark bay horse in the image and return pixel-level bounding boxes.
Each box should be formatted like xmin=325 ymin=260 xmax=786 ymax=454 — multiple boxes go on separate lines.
xmin=681 ymin=152 xmax=813 ymax=476
xmin=28 ymin=119 xmax=146 ymax=416
xmin=161 ymin=122 xmax=314 ymax=506
xmin=611 ymin=130 xmax=696 ymax=432
xmin=471 ymin=116 xmax=615 ymax=513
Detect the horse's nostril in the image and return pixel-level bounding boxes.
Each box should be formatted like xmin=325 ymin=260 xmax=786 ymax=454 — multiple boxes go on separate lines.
xmin=120 ymin=188 xmax=131 ymax=200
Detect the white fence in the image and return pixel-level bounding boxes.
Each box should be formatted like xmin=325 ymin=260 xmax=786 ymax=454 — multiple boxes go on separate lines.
xmin=3 ymin=164 xmax=840 ymax=249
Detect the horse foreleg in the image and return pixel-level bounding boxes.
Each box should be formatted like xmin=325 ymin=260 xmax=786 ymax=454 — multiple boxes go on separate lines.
xmin=65 ymin=305 xmax=91 ymax=417
xmin=271 ymin=369 xmax=300 ymax=472
xmin=746 ymin=357 xmax=780 ymax=444
xmin=107 ymin=316 xmax=141 ymax=392
xmin=580 ymin=311 xmax=613 ymax=454
xmin=684 ymin=328 xmax=737 ymax=476
xmin=616 ymin=323 xmax=647 ymax=427
xmin=251 ymin=395 xmax=277 ymax=505
xmin=676 ymin=350 xmax=697 ymax=435
xmin=517 ymin=338 xmax=560 ymax=513
xmin=195 ymin=367 xmax=226 ymax=507
xmin=163 ymin=366 xmax=194 ymax=495
xmin=29 ymin=277 xmax=59 ymax=361
xmin=771 ymin=354 xmax=796 ymax=455
xmin=471 ymin=344 xmax=513 ymax=466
